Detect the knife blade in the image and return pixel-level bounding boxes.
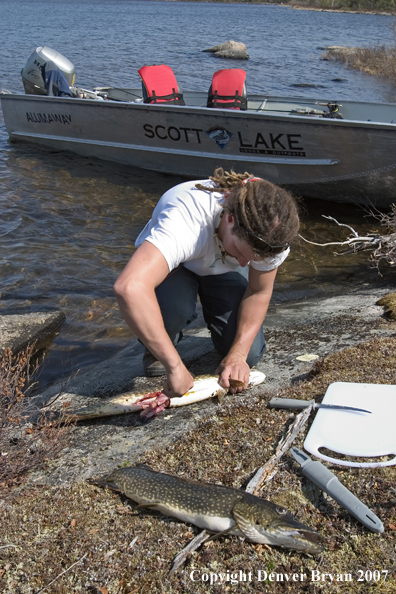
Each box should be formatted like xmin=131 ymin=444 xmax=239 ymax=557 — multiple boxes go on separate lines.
xmin=267 ymin=398 xmax=371 ymax=414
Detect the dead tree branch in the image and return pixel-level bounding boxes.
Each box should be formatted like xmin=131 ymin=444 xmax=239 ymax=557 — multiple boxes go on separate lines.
xmin=245 ymin=402 xmax=314 ymax=495
xmin=299 ymin=210 xmax=396 ymax=267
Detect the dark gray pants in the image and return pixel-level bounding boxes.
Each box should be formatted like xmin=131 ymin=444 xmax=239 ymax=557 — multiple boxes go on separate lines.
xmin=155 ymin=265 xmax=265 ymax=366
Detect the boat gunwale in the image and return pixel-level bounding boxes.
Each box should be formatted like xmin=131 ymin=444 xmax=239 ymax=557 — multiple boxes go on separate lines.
xmin=2 ymin=91 xmax=396 ymax=130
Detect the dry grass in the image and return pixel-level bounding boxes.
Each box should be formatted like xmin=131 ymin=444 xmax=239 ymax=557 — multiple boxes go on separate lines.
xmin=0 ymin=346 xmax=72 ymax=496
xmin=322 ymin=44 xmax=396 ymax=80
xmin=377 ymin=292 xmax=396 ymax=320
xmin=0 ymin=346 xmax=37 ymax=426
xmin=334 ymin=45 xmax=396 ymax=79
xmin=1 ymin=335 xmax=396 ymax=593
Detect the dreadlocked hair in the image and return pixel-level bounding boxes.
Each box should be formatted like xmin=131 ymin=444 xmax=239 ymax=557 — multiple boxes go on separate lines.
xmin=195 ymin=168 xmax=252 ymax=193
xmin=197 ymin=168 xmax=300 ymax=258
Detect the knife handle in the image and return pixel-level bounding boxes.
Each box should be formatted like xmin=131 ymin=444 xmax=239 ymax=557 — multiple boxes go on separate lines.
xmin=268 ymin=398 xmax=313 ymax=410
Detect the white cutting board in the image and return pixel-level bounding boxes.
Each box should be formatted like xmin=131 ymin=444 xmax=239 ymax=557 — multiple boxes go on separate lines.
xmin=304 ymin=382 xmax=396 ymax=468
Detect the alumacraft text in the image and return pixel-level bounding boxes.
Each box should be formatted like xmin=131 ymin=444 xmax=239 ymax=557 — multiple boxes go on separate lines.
xmin=26 ymin=112 xmax=71 ymax=124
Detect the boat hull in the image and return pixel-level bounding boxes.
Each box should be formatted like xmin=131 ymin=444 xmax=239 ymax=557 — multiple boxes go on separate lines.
xmin=2 ymin=91 xmax=396 ymax=207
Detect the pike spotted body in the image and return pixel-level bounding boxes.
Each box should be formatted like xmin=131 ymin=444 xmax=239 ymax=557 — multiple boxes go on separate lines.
xmin=98 ymin=465 xmax=324 ymax=554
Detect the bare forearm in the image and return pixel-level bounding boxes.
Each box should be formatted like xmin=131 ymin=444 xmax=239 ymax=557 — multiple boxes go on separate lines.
xmin=229 ymin=288 xmax=271 ymax=358
xmin=216 ymin=267 xmax=276 ymax=391
xmin=114 ymin=241 xmax=194 ymax=397
xmin=113 ymin=241 xmax=182 ymax=370
xmin=115 ymin=282 xmax=181 ymax=371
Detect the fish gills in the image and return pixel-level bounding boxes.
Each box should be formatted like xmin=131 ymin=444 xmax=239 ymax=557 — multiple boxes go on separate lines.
xmin=232 ymin=496 xmax=323 ymax=553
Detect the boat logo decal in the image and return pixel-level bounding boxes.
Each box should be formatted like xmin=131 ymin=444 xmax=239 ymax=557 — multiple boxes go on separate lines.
xmin=206 ymin=127 xmax=233 ymax=149
xmin=26 ymin=112 xmax=71 ymax=125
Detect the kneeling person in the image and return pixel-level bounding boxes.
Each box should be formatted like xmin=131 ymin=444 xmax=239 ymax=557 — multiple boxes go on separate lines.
xmin=114 ymin=168 xmax=299 ymax=398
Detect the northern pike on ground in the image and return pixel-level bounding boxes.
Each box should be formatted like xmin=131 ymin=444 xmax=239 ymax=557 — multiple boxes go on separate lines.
xmin=93 ymin=465 xmax=324 ymax=554
xmin=44 ymin=370 xmax=265 ymax=422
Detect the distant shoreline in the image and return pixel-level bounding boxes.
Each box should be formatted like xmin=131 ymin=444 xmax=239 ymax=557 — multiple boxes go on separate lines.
xmin=287 ymin=4 xmax=395 ymax=15
xmin=158 ymin=0 xmax=396 ymax=15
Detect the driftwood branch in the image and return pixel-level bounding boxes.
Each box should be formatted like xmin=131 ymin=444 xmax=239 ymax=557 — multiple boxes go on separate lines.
xmin=298 ymin=211 xmax=396 ymax=267
xmin=299 ymin=233 xmax=380 ymax=250
xmin=169 ymin=530 xmax=210 ymax=575
xmin=321 ymin=215 xmax=359 ymax=236
xmin=298 ymin=214 xmax=381 ymax=254
xmin=246 ymin=402 xmax=315 ymax=495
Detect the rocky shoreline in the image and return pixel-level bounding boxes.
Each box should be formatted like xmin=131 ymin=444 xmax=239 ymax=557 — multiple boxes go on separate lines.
xmin=2 ymin=278 xmax=396 ymax=593
xmin=160 ymin=1 xmax=396 ymax=16
xmin=2 ymin=277 xmax=394 ymax=487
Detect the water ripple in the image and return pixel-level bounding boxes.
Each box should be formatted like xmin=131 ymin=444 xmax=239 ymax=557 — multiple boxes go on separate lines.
xmin=0 ymin=215 xmax=22 ymax=237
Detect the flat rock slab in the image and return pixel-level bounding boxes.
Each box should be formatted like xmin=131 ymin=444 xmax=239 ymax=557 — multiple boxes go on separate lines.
xmin=25 ymin=283 xmax=395 ymax=487
xmin=321 ymin=46 xmax=359 ymax=61
xmin=0 ymin=311 xmax=66 ymax=355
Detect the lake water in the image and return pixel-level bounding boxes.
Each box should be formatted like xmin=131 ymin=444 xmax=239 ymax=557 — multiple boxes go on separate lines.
xmin=1 ymin=0 xmax=396 ymax=389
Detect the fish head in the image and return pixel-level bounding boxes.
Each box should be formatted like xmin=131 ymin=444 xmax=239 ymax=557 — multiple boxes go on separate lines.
xmin=103 ymin=467 xmax=136 ymax=491
xmin=102 ymin=469 xmax=123 ymax=488
xmin=103 ymin=464 xmax=155 ymax=494
xmin=233 ymin=497 xmax=324 ymax=554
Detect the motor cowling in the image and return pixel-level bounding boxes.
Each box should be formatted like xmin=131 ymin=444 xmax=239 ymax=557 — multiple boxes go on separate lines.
xmin=21 ymin=46 xmax=75 ymax=95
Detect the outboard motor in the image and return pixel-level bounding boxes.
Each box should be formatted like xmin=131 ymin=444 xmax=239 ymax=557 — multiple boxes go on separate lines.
xmin=21 ymin=46 xmax=75 ymax=95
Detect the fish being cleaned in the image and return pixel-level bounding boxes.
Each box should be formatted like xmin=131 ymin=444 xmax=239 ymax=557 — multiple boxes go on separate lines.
xmin=94 ymin=465 xmax=324 ymax=554
xmin=47 ymin=371 xmax=265 ymax=422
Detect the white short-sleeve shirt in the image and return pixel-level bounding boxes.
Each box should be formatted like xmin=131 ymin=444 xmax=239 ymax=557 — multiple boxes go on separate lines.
xmin=135 ymin=180 xmax=289 ymax=275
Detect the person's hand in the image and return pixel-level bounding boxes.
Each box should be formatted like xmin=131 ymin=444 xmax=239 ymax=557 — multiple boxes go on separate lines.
xmin=162 ymin=361 xmax=194 ymax=398
xmin=216 ymin=353 xmax=250 ymax=394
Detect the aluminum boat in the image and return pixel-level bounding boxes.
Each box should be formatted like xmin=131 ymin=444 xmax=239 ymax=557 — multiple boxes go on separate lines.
xmin=2 ymin=49 xmax=396 ymax=207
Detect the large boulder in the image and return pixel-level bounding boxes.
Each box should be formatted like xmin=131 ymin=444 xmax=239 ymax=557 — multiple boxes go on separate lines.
xmin=203 ymin=40 xmax=249 ymax=60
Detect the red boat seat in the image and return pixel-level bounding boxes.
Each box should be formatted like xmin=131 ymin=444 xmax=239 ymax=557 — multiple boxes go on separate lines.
xmin=207 ymin=69 xmax=247 ymax=110
xmin=138 ymin=64 xmax=185 ymax=105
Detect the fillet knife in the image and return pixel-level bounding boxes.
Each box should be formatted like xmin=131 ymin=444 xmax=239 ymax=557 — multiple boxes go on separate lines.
xmin=268 ymin=398 xmax=371 ymax=414
xmin=291 ymin=447 xmax=384 ymax=533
